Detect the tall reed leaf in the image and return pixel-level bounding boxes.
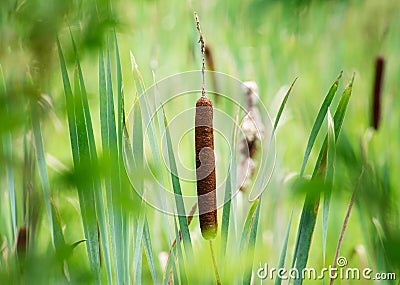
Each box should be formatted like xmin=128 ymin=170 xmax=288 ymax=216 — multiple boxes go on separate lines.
xmin=300 ymin=71 xmax=342 ymax=176
xmin=275 ymin=211 xmax=293 ymax=285
xmin=70 ymin=32 xmax=113 ymax=284
xmin=73 ymin=69 xmax=101 ymax=277
xmin=57 ymin=42 xmax=100 ymax=277
xmin=293 ymin=77 xmax=354 ymax=285
xmin=163 ymin=112 xmax=193 ymax=257
xmin=31 ymin=104 xmax=54 ymax=245
xmin=322 ymin=110 xmax=335 ymax=266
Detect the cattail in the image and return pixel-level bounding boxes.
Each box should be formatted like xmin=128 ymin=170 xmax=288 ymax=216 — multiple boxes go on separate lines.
xmin=195 ymin=96 xmax=217 ymax=240
xmin=195 ymin=13 xmax=217 ymax=240
xmin=238 ymin=81 xmax=264 ymax=192
xmin=16 ymin=226 xmax=28 ymax=260
xmin=371 ymin=56 xmax=385 ymax=130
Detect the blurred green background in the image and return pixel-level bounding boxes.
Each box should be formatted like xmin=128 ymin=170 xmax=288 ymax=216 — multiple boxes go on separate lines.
xmin=1 ymin=0 xmax=399 ymax=283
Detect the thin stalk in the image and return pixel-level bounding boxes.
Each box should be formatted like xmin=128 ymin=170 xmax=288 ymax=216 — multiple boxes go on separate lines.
xmin=209 ymin=241 xmax=221 ymax=285
xmin=330 ymin=168 xmax=364 ymax=285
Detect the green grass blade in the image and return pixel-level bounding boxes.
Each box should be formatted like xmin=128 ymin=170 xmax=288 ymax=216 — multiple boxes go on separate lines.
xmin=312 ymin=75 xmax=354 ymax=177
xmin=106 ymin=39 xmax=124 ymax=284
xmin=163 ymin=245 xmax=177 ymax=285
xmin=99 ymin=50 xmax=109 ymax=151
xmin=163 ymin=111 xmax=193 ymax=257
xmin=220 ymin=119 xmax=239 ymax=262
xmin=99 ymin=47 xmax=119 ymax=283
xmin=73 ymin=69 xmax=101 ymax=277
xmin=57 ymin=39 xmax=79 ymax=162
xmin=50 ymin=200 xmax=66 ymax=259
xmin=239 ymin=199 xmax=259 ymax=252
xmin=299 ymin=71 xmax=342 ymax=177
xmin=0 ymin=68 xmax=17 ymax=244
xmin=31 ymin=104 xmax=54 ymax=245
xmin=113 ymin=31 xmax=130 ymax=284
xmin=273 ymin=78 xmax=297 ymax=133
xmin=143 ymin=217 xmax=158 ymax=284
xmin=322 ymin=110 xmax=335 ymax=265
xmin=243 ymin=197 xmax=262 ymax=284
xmin=275 ymin=210 xmax=293 ymax=285
xmin=220 ymin=166 xmax=232 ymax=260
xmin=292 ymin=76 xmax=354 ymax=285
xmin=133 ymin=204 xmax=145 ymax=285
xmin=173 ymin=214 xmax=188 ymax=285
xmin=70 ymin=32 xmax=113 ymax=284
xmin=2 ymin=132 xmax=17 ymax=242
xmin=58 ymin=40 xmax=101 ymax=276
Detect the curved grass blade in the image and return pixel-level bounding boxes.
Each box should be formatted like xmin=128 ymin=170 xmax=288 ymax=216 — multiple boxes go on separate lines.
xmin=322 ymin=110 xmax=335 ymax=266
xmin=163 ymin=111 xmax=193 ymax=257
xmin=2 ymin=132 xmax=17 ymax=242
xmin=220 ymin=116 xmax=239 ymax=263
xmin=239 ymin=199 xmax=259 ymax=253
xmin=0 ymin=68 xmax=17 ymax=244
xmin=275 ymin=210 xmax=294 ymax=285
xmin=73 ymin=69 xmax=101 ymax=278
xmin=299 ymin=71 xmax=342 ymax=177
xmin=106 ymin=40 xmax=125 ymax=284
xmin=243 ymin=198 xmax=261 ymax=284
xmin=58 ymin=42 xmax=100 ymax=277
xmin=50 ymin=199 xmax=67 ymax=261
xmin=273 ymin=78 xmax=297 ymax=133
xmin=173 ymin=214 xmax=188 ymax=284
xmin=292 ymin=76 xmax=354 ymax=285
xmin=70 ymin=31 xmax=113 ymax=284
xmin=143 ymin=217 xmax=158 ymax=284
xmin=163 ymin=203 xmax=197 ymax=284
xmin=31 ymin=103 xmax=54 ymax=245
xmin=133 ymin=204 xmax=145 ymax=285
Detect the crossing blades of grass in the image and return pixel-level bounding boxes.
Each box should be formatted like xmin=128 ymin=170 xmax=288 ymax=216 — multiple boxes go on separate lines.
xmin=2 ymin=128 xmax=16 ymax=244
xmin=240 ymin=80 xmax=296 ymax=283
xmin=299 ymin=71 xmax=342 ymax=177
xmin=243 ymin=198 xmax=261 ymax=284
xmin=72 ymin=69 xmax=101 ymax=278
xmin=70 ymin=31 xmax=113 ymax=284
xmin=163 ymin=111 xmax=193 ymax=257
xmin=113 ymin=31 xmax=131 ymax=284
xmin=143 ymin=217 xmax=158 ymax=284
xmin=57 ymin=41 xmax=100 ymax=278
xmin=133 ymin=203 xmax=145 ymax=285
xmin=0 ymin=68 xmax=17 ymax=245
xmin=163 ymin=203 xmax=197 ymax=284
xmin=292 ymin=76 xmax=354 ymax=285
xmin=31 ymin=103 xmax=54 ymax=245
xmin=50 ymin=199 xmax=66 ymax=261
xmin=239 ymin=199 xmax=259 ymax=253
xmin=173 ymin=213 xmax=188 ymax=284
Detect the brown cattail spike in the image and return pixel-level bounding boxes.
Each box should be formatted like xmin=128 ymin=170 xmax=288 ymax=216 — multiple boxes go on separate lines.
xmin=195 ymin=96 xmax=217 ymax=240
xmin=16 ymin=226 xmax=28 ymax=259
xmin=372 ymin=56 xmax=385 ymax=130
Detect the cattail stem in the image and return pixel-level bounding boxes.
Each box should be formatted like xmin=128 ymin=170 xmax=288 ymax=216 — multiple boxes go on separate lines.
xmin=194 ymin=12 xmax=206 ymax=98
xmin=209 ymin=241 xmax=222 ymax=285
xmin=371 ymin=56 xmax=385 ymax=130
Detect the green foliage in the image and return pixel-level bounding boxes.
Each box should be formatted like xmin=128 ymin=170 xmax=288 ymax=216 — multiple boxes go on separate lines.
xmin=1 ymin=1 xmax=399 ymax=284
